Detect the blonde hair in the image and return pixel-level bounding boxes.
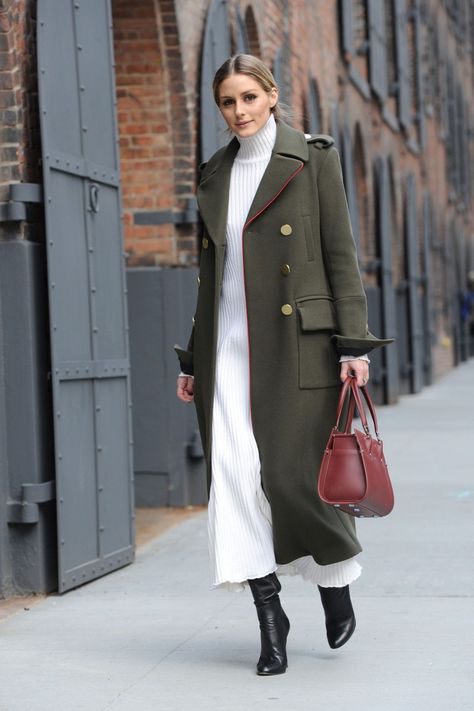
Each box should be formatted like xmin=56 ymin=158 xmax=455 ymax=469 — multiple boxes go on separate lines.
xmin=212 ymin=53 xmax=292 ymax=123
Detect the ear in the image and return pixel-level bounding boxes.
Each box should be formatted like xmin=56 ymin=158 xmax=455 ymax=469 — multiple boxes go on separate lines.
xmin=269 ymin=86 xmax=278 ymax=107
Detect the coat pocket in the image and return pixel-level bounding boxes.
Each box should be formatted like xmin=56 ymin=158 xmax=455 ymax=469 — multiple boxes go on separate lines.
xmin=296 ymin=296 xmax=341 ymax=389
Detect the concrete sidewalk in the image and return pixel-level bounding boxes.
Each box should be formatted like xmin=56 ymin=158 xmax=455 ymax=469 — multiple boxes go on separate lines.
xmin=1 ymin=361 xmax=473 ymax=711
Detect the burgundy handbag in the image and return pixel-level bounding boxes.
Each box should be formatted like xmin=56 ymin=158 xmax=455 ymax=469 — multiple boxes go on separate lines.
xmin=317 ymin=376 xmax=394 ymax=518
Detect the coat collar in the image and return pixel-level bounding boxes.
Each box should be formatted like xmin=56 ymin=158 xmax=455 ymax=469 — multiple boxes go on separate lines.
xmin=197 ymin=120 xmax=308 ymax=246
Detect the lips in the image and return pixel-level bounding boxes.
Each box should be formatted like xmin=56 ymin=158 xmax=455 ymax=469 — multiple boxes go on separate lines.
xmin=236 ymin=120 xmax=252 ymax=128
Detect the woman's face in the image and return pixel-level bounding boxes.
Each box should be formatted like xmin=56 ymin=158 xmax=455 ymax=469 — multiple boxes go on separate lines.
xmin=217 ymin=73 xmax=278 ymax=137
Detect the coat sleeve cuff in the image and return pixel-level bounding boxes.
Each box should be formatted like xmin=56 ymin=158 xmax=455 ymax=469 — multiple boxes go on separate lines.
xmin=339 ymin=353 xmax=370 ymax=363
xmin=331 ymin=332 xmax=395 ymax=356
xmin=173 ymin=344 xmax=194 ymax=376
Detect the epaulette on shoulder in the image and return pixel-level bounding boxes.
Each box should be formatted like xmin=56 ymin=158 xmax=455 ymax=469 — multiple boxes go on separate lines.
xmin=304 ymin=133 xmax=335 ymax=149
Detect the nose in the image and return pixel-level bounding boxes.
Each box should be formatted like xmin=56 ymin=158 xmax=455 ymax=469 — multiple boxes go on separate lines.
xmin=234 ymin=100 xmax=246 ymax=116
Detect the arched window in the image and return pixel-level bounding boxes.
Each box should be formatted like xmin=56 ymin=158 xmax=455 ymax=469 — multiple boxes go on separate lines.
xmin=353 ymin=123 xmax=371 ymax=276
xmin=386 ymin=155 xmax=403 ymax=290
xmin=305 ymin=76 xmax=321 ymax=134
xmin=394 ymin=0 xmax=411 ymax=132
xmin=406 ymin=0 xmax=425 ymax=149
xmin=456 ymin=88 xmax=468 ymax=207
xmin=367 ymin=0 xmax=388 ymax=102
xmin=470 ymin=2 xmax=474 ymax=72
xmin=428 ymin=200 xmax=444 ymax=350
xmin=354 ymin=0 xmax=370 ymax=61
xmin=404 ymin=173 xmax=424 ymax=392
xmin=272 ymin=39 xmax=290 ymax=108
xmin=385 ymin=0 xmax=397 ymax=100
xmin=406 ymin=3 xmax=417 ymax=120
xmin=341 ymin=125 xmax=360 ymax=249
xmin=445 ymin=62 xmax=456 ymax=191
xmin=373 ymin=155 xmax=400 ymax=402
xmin=339 ymin=0 xmax=371 ymax=98
xmin=244 ymin=5 xmax=261 ymax=56
xmin=235 ymin=5 xmax=249 ymax=53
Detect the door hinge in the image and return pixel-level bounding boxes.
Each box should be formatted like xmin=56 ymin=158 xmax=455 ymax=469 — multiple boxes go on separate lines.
xmin=7 ymin=479 xmax=56 ymax=524
xmin=0 ymin=183 xmax=43 ymax=223
xmin=187 ymin=430 xmax=204 ymax=460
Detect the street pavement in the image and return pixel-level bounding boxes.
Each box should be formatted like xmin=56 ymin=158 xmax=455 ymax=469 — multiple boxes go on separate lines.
xmin=0 ymin=360 xmax=473 ymax=711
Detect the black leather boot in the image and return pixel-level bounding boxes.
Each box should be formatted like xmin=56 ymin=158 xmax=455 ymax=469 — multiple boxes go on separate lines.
xmin=318 ymin=584 xmax=356 ymax=649
xmin=247 ymin=572 xmax=290 ymax=675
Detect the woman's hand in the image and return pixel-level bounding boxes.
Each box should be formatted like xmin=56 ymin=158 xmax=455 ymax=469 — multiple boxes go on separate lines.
xmin=339 ymin=359 xmax=369 ymax=387
xmin=177 ymin=375 xmax=194 ymax=402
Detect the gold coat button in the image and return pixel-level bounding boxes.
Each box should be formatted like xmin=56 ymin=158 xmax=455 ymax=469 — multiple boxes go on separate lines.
xmin=202 ymin=237 xmax=209 ymax=249
xmin=192 ymin=316 xmax=195 ymax=325
xmin=281 ymin=304 xmax=293 ymax=316
xmin=281 ymin=264 xmax=291 ymax=275
xmin=197 ymin=276 xmax=200 ymax=285
xmin=280 ymin=224 xmax=292 ymax=236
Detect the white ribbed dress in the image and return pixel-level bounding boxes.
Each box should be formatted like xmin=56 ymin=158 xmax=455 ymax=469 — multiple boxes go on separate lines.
xmin=207 ymin=113 xmax=362 ymax=592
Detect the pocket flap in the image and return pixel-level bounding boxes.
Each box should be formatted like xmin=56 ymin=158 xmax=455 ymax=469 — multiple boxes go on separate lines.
xmin=173 ymin=344 xmax=193 ymax=366
xmin=296 ymin=297 xmax=337 ymax=331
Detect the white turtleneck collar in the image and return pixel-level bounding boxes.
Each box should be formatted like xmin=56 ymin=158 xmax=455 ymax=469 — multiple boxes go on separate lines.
xmin=234 ymin=112 xmax=277 ymax=162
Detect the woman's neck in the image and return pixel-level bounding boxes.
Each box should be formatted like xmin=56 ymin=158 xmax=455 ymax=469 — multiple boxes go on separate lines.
xmin=235 ymin=113 xmax=276 ymax=161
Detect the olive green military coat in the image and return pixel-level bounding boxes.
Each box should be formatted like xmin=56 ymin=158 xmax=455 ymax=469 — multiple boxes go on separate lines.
xmin=175 ymin=120 xmax=393 ymax=566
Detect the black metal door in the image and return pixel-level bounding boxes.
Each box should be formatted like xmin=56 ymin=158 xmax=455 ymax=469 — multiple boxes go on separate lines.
xmin=376 ymin=157 xmax=399 ymax=403
xmin=405 ymin=174 xmax=424 ymax=393
xmin=37 ymin=0 xmax=134 ymax=592
xmin=421 ymin=193 xmax=433 ymax=385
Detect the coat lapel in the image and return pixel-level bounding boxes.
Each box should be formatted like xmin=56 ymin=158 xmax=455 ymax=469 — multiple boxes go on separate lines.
xmin=196 ymin=138 xmax=239 ymax=247
xmin=197 ymin=120 xmax=310 ymax=244
xmin=245 ymin=121 xmax=309 ymax=227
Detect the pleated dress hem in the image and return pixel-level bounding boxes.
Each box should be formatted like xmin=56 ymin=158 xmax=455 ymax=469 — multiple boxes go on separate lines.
xmin=210 ymin=556 xmax=362 ymax=593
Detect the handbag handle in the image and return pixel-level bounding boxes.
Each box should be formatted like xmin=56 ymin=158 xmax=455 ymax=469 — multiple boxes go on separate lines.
xmin=344 ymin=390 xmax=357 ymax=433
xmin=349 ymin=378 xmax=381 ymax=440
xmin=333 ymin=377 xmax=357 ymax=433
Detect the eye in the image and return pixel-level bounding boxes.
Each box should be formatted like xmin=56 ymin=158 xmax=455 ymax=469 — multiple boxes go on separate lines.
xmin=221 ymin=98 xmax=234 ymax=107
xmin=244 ymin=94 xmax=257 ymax=101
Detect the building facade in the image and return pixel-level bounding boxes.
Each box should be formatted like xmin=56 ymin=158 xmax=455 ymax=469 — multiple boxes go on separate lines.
xmin=114 ymin=0 xmax=474 ymax=387
xmin=0 ymin=0 xmax=473 ymax=596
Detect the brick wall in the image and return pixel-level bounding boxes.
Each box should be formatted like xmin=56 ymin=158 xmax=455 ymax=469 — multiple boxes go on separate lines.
xmin=0 ymin=0 xmax=40 ymax=199
xmin=112 ymin=0 xmax=200 ymax=266
xmin=112 ymin=0 xmax=177 ymax=265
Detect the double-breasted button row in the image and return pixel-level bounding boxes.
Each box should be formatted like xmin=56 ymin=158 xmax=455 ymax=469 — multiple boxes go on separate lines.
xmin=280 ymin=225 xmax=293 ymax=314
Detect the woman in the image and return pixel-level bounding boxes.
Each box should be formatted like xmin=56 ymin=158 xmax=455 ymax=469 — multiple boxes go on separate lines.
xmin=175 ymin=54 xmax=393 ymax=675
